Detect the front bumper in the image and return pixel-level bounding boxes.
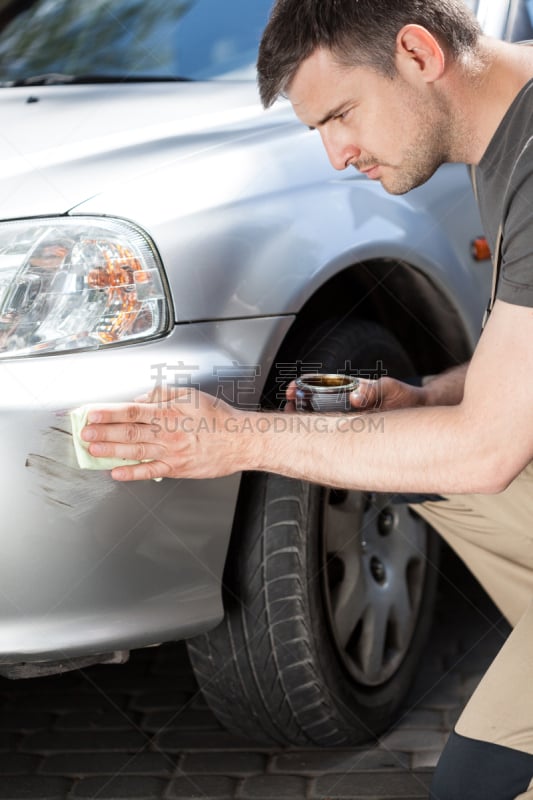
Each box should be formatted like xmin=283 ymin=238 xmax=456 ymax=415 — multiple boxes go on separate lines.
xmin=0 ymin=316 xmax=291 ymax=665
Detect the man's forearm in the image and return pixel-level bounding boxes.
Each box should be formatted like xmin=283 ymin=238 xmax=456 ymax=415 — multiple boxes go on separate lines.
xmin=239 ymin=400 xmax=499 ymax=495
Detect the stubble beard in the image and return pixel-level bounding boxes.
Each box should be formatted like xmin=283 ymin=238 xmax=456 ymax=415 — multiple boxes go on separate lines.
xmin=380 ymin=127 xmax=451 ymax=195
xmin=377 ymin=94 xmax=455 ymax=196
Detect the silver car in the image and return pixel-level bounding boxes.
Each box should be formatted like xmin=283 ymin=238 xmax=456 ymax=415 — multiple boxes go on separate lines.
xmin=0 ymin=0 xmax=526 ymax=746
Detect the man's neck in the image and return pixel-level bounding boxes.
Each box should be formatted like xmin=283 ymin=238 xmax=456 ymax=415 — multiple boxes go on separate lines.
xmin=459 ymin=38 xmax=533 ymax=165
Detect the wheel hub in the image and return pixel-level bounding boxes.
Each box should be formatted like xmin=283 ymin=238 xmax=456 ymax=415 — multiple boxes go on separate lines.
xmin=321 ymin=490 xmax=427 ymax=686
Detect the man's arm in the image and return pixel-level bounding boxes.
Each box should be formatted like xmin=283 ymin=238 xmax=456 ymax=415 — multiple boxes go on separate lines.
xmin=82 ymin=300 xmax=533 ymax=495
xmin=246 ymin=302 xmax=531 ymax=493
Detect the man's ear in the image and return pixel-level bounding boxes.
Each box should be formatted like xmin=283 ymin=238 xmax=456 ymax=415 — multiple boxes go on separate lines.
xmin=395 ymin=24 xmax=446 ymax=84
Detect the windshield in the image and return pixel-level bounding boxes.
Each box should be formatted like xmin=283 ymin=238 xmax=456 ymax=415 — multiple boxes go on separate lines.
xmin=0 ymin=0 xmax=274 ymax=83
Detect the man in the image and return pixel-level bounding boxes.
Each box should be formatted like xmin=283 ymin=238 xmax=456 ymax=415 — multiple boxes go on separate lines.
xmin=81 ymin=1 xmax=533 ymax=797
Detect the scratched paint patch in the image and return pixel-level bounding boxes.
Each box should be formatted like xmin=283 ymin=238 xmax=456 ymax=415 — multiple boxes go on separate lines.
xmin=25 ymin=420 xmax=115 ymax=514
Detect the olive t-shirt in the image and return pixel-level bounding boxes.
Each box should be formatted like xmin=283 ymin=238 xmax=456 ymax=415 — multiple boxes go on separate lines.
xmin=475 ymin=77 xmax=533 ymax=307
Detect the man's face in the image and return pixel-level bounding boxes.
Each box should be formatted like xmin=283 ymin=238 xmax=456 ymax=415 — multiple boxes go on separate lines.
xmin=287 ymin=47 xmax=453 ymax=195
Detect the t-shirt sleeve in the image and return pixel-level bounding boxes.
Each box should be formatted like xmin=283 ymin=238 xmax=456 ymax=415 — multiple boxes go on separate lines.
xmin=497 ymin=139 xmax=533 ymax=307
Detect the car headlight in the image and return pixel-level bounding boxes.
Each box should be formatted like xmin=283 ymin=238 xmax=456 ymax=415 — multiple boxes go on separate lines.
xmin=0 ymin=217 xmax=172 ymax=358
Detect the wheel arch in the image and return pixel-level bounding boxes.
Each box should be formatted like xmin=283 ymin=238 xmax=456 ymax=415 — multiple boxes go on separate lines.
xmin=261 ymin=257 xmax=475 ymax=407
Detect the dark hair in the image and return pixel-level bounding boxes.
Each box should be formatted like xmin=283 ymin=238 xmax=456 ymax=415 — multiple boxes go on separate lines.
xmin=257 ymin=0 xmax=481 ymax=108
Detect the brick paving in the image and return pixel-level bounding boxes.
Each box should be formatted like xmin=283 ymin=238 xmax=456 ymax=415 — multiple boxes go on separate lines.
xmin=0 ymin=553 xmax=511 ymax=799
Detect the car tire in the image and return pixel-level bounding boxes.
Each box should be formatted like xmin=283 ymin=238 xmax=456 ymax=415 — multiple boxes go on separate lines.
xmin=187 ymin=318 xmax=440 ymax=746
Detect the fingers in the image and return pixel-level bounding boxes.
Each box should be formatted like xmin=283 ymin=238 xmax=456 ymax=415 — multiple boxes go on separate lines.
xmin=85 ymin=402 xmax=156 ymax=425
xmin=350 ymin=379 xmax=380 ymax=409
xmin=85 ymin=439 xmax=163 ymax=462
xmin=111 ymin=460 xmax=171 ymax=482
xmin=286 ymin=381 xmax=297 ymax=401
xmin=81 ymin=404 xmax=170 ymax=465
xmin=82 ymin=418 xmax=161 ymax=446
xmin=349 ymin=378 xmax=426 ymax=411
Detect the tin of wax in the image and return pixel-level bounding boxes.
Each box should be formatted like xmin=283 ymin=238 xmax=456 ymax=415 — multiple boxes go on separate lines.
xmin=294 ymin=374 xmax=359 ymax=413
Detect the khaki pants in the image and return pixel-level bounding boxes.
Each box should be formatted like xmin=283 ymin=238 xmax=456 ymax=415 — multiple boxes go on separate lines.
xmin=415 ymin=462 xmax=533 ymax=797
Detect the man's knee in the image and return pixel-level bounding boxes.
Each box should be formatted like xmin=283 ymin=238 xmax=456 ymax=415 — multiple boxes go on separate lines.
xmin=430 ymin=732 xmax=533 ymax=800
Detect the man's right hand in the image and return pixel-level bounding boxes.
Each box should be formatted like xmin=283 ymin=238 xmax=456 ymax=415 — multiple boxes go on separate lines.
xmin=349 ymin=377 xmax=428 ymax=412
xmin=284 ymin=376 xmax=427 ymax=413
xmin=284 ymin=362 xmax=468 ymax=413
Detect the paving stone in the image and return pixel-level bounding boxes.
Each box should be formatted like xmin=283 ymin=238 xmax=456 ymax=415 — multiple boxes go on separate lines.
xmin=70 ymin=775 xmax=164 ymax=798
xmin=389 ymin=709 xmax=444 ymax=731
xmin=444 ymin=707 xmax=463 ymax=728
xmin=155 ymin=731 xmax=256 ymax=751
xmin=144 ymin=675 xmax=198 ymax=696
xmin=0 ymin=733 xmax=16 ymax=752
xmin=182 ymin=751 xmax=267 ymax=775
xmin=150 ymin=645 xmax=197 ymax=682
xmin=166 ymin=776 xmax=236 ymax=798
xmin=312 ymin=771 xmax=433 ymax=798
xmin=422 ymin=685 xmax=464 ymax=711
xmin=128 ymin=691 xmax=192 ymax=712
xmin=12 ymin=692 xmax=127 ymax=712
xmin=0 ymin=754 xmax=40 ymax=774
xmin=460 ymin=672 xmax=485 ymax=699
xmin=54 ymin=710 xmax=138 ymax=731
xmin=82 ymin=673 xmax=167 ymax=693
xmin=189 ymin=694 xmax=211 ymax=711
xmin=379 ymin=730 xmax=448 ymax=753
xmin=40 ymin=751 xmax=176 ymax=776
xmin=143 ymin=708 xmax=221 ymax=733
xmin=411 ymin=751 xmax=442 ymax=770
xmin=239 ymin=775 xmax=307 ymax=799
xmin=444 ymin=637 xmax=493 ymax=664
xmin=20 ymin=730 xmax=147 ymax=754
xmin=2 ymin=673 xmax=83 ymax=694
xmin=457 ymin=626 xmax=510 ymax=657
xmin=270 ymin=749 xmax=409 ymax=775
xmin=428 ymin=673 xmax=462 ymax=695
xmin=0 ymin=712 xmax=55 ymax=731
xmin=0 ymin=776 xmax=71 ymax=799
xmin=76 ymin=671 xmax=159 ymax=693
xmin=404 ymin=667 xmax=452 ymax=700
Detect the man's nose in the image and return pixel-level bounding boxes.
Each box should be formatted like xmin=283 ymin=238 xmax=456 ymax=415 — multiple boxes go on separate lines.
xmin=320 ymin=128 xmax=361 ymax=171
